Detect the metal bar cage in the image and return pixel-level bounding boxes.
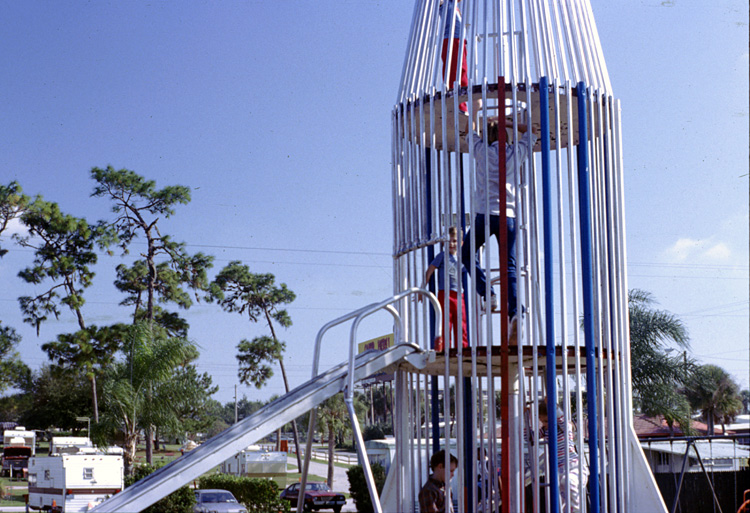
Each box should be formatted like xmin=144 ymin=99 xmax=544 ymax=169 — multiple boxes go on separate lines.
xmin=388 ymin=1 xmax=638 ymax=512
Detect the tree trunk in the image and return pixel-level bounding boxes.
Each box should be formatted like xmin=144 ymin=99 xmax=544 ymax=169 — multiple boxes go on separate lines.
xmin=146 ymin=426 xmax=153 ymax=464
xmin=124 ymin=427 xmax=137 ymax=476
xmin=91 ymin=374 xmax=99 ymax=423
xmin=327 ymin=422 xmax=335 ymax=487
xmin=265 ymin=307 xmax=303 ymax=469
xmin=146 ymin=234 xmax=157 ymax=323
xmin=278 ymin=358 xmax=303 ymax=468
xmin=73 ymin=302 xmax=99 ymax=423
xmin=146 ymin=264 xmax=156 ymax=322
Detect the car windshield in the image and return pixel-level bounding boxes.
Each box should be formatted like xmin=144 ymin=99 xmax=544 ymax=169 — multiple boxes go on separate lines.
xmin=306 ymin=483 xmax=331 ymax=492
xmin=202 ymin=492 xmax=237 ymax=503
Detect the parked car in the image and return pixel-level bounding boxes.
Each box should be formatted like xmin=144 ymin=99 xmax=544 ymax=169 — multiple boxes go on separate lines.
xmin=193 ymin=489 xmax=247 ymax=513
xmin=280 ymin=482 xmax=346 ymax=513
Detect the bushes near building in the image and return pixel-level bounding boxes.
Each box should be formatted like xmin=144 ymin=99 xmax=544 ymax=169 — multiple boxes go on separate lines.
xmin=346 ymin=463 xmax=386 ymax=513
xmin=199 ymin=473 xmax=290 ymax=513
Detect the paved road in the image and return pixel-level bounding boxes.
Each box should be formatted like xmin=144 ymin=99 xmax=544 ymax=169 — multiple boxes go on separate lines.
xmin=287 ymin=456 xmax=357 ymax=512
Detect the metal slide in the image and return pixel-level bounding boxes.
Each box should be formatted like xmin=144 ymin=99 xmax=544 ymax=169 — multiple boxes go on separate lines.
xmin=93 ymin=343 xmax=426 ymax=513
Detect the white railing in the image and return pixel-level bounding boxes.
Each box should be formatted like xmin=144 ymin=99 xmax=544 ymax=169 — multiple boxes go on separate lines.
xmin=258 ymin=443 xmax=359 ymax=466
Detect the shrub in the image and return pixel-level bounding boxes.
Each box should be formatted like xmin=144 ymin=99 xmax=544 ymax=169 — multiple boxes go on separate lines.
xmin=125 ymin=463 xmax=195 ymax=513
xmin=362 ymin=424 xmax=386 ymax=441
xmin=346 ymin=463 xmax=386 ymax=513
xmin=199 ymin=473 xmax=290 ymax=513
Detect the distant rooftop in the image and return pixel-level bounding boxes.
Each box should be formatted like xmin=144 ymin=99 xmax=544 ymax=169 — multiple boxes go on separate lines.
xmin=633 ymin=413 xmax=711 ymax=438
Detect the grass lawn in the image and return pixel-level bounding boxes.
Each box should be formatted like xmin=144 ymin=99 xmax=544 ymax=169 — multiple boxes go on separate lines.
xmin=308 ymin=457 xmax=354 ymax=470
xmin=0 ymin=476 xmax=28 ymax=507
xmin=288 ymin=458 xmax=354 ymax=472
xmin=132 ymin=443 xmax=183 ymax=466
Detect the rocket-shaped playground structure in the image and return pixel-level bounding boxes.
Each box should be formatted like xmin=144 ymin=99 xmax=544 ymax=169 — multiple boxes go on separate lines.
xmin=93 ymin=1 xmax=667 ymax=512
xmin=388 ymin=0 xmax=665 ymax=511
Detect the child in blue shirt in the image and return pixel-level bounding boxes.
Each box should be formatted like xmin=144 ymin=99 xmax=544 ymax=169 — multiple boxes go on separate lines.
xmin=423 ymin=226 xmax=469 ymax=351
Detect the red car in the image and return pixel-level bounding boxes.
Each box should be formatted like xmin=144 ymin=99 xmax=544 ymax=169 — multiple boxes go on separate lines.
xmin=279 ymin=481 xmax=346 ymax=513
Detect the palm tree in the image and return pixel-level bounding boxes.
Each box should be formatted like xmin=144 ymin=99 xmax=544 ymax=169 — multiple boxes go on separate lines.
xmin=318 ymin=394 xmax=351 ymax=488
xmin=628 ymin=289 xmax=693 ymax=433
xmin=685 ymin=364 xmax=743 ymax=435
xmin=95 ymin=322 xmax=199 ymax=472
xmin=740 ymin=389 xmax=750 ymax=415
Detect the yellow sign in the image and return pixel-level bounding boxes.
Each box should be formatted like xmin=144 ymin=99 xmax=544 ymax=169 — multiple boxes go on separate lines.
xmin=357 ymin=334 xmax=395 ymax=354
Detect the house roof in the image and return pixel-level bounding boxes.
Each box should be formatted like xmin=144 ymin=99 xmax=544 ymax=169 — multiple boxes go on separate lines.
xmin=633 ymin=414 xmax=711 ymax=438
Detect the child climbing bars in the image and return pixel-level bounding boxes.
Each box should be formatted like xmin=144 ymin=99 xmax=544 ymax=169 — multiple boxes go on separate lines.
xmin=439 ymin=0 xmax=481 ymax=116
xmin=539 ymin=401 xmax=588 ymax=513
xmin=421 ymin=226 xmax=469 ymax=351
xmin=462 ymin=115 xmax=537 ymax=343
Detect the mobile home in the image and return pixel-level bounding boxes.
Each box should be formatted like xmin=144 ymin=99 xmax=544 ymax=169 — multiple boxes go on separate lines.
xmin=28 ymin=447 xmax=124 ymax=512
xmin=2 ymin=427 xmax=36 ymax=476
xmin=221 ymin=446 xmax=287 ymax=476
xmin=49 ymin=437 xmax=94 ymax=455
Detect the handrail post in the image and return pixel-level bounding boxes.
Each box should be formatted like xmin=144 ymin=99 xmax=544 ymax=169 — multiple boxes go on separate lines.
xmin=300 ymin=288 xmax=440 ymax=513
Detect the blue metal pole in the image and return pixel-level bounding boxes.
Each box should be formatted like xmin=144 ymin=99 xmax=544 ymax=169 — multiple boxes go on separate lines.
xmin=539 ymin=76 xmax=560 ymax=513
xmin=576 ymin=81 xmax=600 ymax=513
xmin=426 ymin=149 xmax=441 ymax=451
xmin=459 ymin=155 xmax=475 ymax=510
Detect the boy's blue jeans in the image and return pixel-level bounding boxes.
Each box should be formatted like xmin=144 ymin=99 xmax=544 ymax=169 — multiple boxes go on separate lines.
xmin=461 ymin=214 xmax=517 ymax=318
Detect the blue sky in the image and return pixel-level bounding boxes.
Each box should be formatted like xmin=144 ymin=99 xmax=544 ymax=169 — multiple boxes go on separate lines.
xmin=0 ymin=1 xmax=747 ymax=405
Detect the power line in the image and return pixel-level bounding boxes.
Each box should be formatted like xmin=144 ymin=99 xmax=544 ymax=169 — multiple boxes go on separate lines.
xmin=4 ymin=238 xmax=747 ymax=269
xmin=0 ymin=241 xmax=392 ymax=258
xmin=682 ymin=300 xmax=749 ymax=316
xmin=628 ymin=261 xmax=749 ymax=271
xmin=185 ymin=243 xmax=391 ymax=257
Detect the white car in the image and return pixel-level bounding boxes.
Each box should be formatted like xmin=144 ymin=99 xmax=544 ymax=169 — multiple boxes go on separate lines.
xmin=193 ymin=489 xmax=247 ymax=513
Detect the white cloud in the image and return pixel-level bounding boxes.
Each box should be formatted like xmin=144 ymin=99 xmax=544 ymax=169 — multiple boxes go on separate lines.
xmin=0 ymin=217 xmax=28 ymax=241
xmin=663 ymin=237 xmax=733 ymax=263
xmin=703 ymin=242 xmax=732 ymax=260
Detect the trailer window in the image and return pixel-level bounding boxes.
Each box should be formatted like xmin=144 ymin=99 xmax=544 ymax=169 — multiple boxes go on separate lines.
xmin=44 ymin=470 xmax=50 ymax=480
xmin=83 ymin=468 xmax=94 ymax=480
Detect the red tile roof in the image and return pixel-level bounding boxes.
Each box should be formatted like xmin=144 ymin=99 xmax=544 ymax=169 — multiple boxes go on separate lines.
xmin=633 ymin=414 xmax=710 ymax=438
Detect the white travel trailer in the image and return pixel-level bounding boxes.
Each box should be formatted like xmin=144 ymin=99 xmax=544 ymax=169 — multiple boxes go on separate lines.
xmin=221 ymin=446 xmax=287 ymax=476
xmin=2 ymin=427 xmax=36 ymax=476
xmin=28 ymin=447 xmax=124 ymax=512
xmin=49 ymin=437 xmax=94 ymax=455
xmin=2 ymin=427 xmax=36 ymax=449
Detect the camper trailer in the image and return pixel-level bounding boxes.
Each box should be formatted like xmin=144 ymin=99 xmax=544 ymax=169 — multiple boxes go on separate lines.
xmin=221 ymin=446 xmax=287 ymax=476
xmin=28 ymin=446 xmax=124 ymax=512
xmin=49 ymin=437 xmax=94 ymax=455
xmin=2 ymin=427 xmax=36 ymax=476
